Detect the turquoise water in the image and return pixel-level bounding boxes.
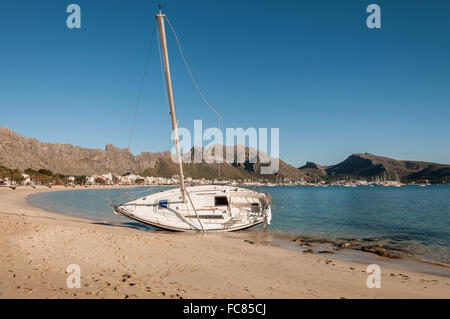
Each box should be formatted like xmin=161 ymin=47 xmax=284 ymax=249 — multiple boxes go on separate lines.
xmin=27 ymin=185 xmax=450 ymax=264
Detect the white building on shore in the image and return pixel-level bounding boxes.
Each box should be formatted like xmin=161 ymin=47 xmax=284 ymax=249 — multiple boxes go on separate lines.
xmin=22 ymin=174 xmax=31 ymax=185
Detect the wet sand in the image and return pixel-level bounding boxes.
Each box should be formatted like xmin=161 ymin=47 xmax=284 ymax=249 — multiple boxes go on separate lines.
xmin=0 ymin=186 xmax=449 ymax=298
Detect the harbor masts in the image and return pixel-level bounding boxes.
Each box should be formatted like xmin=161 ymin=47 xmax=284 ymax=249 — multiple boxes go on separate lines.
xmin=156 ymin=10 xmax=186 ymax=203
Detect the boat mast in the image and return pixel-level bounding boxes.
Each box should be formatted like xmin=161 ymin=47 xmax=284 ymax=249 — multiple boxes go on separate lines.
xmin=156 ymin=10 xmax=186 ymax=203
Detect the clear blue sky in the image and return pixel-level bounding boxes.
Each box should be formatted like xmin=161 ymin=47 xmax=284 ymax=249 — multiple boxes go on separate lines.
xmin=0 ymin=0 xmax=449 ymax=167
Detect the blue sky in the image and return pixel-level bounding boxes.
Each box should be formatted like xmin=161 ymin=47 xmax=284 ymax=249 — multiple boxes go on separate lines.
xmin=0 ymin=0 xmax=449 ymax=167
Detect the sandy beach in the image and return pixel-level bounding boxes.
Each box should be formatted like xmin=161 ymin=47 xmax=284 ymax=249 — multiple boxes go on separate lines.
xmin=0 ymin=186 xmax=449 ymax=299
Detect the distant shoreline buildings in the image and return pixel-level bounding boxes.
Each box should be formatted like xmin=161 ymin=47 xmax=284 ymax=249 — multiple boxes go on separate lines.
xmin=0 ymin=169 xmax=439 ymax=188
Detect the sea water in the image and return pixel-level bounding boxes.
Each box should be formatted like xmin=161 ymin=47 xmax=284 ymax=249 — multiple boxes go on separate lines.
xmin=27 ymin=185 xmax=450 ymax=265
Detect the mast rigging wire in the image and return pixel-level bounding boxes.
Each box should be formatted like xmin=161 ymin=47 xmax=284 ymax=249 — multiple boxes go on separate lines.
xmin=164 ymin=16 xmax=224 ymax=178
xmin=127 ymin=21 xmax=157 ymax=151
xmin=164 ymin=16 xmax=222 ymax=123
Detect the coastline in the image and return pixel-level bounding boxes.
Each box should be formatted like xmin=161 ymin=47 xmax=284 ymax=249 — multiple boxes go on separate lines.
xmin=1 ymin=186 xmax=449 ymax=298
xmin=25 ymin=186 xmax=450 ymax=276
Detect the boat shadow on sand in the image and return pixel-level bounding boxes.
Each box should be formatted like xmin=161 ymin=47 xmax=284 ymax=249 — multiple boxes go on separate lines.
xmin=91 ymin=221 xmax=157 ymax=232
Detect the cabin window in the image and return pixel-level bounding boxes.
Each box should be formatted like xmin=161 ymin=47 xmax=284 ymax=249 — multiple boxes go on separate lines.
xmin=158 ymin=200 xmax=169 ymax=209
xmin=251 ymin=202 xmax=260 ymax=212
xmin=215 ymin=196 xmax=228 ymax=206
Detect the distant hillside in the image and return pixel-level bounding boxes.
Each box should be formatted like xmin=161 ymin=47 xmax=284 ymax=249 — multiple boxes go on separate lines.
xmin=297 ymin=162 xmax=327 ymax=179
xmin=2 ymin=127 xmax=449 ymax=183
xmin=407 ymin=164 xmax=450 ymax=181
xmin=298 ymin=153 xmax=450 ymax=182
xmin=0 ymin=127 xmax=304 ymax=181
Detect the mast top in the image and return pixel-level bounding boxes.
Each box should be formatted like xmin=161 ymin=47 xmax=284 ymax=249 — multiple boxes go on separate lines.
xmin=156 ymin=2 xmax=165 ymax=17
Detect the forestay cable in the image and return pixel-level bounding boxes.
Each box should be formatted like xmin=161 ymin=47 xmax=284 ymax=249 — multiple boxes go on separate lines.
xmin=128 ymin=21 xmax=157 ymax=150
xmin=164 ymin=17 xmax=223 ymax=124
xmin=165 ymin=16 xmax=225 ymax=177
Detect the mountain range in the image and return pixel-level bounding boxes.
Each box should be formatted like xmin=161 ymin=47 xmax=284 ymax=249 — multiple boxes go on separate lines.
xmin=298 ymin=153 xmax=450 ymax=182
xmin=0 ymin=127 xmax=302 ymax=181
xmin=1 ymin=126 xmax=449 ymax=182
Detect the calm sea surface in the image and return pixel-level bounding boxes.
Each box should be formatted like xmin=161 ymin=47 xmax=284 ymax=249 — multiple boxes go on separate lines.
xmin=27 ymin=185 xmax=450 ymax=264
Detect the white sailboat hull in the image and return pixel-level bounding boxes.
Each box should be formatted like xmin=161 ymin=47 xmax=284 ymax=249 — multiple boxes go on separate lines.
xmin=113 ymin=12 xmax=273 ymax=233
xmin=113 ymin=185 xmax=271 ymax=232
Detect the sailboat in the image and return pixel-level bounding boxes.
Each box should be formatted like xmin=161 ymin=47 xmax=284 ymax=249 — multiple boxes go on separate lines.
xmin=113 ymin=10 xmax=272 ymax=232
